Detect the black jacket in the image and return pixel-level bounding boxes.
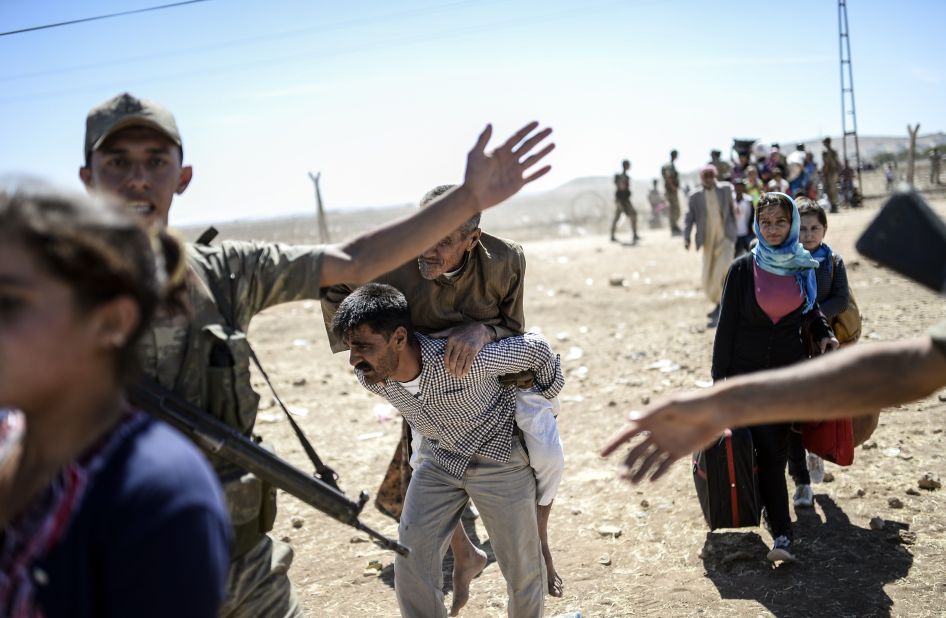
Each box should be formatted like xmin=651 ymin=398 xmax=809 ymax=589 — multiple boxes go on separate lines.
xmin=712 ymin=253 xmax=833 ymax=381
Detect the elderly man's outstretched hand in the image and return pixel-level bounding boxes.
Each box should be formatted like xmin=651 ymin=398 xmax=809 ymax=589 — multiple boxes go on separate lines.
xmin=600 ymin=395 xmax=728 ymax=483
xmin=463 ymin=122 xmax=554 ymax=211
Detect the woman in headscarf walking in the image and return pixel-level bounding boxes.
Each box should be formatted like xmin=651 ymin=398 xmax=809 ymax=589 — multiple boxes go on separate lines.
xmin=712 ymin=192 xmax=838 ymax=562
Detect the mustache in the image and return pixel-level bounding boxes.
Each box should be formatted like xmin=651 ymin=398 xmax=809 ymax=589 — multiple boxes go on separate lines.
xmin=355 ymin=362 xmax=372 ymax=372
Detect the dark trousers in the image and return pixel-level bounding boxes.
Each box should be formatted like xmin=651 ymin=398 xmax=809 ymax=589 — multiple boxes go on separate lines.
xmin=786 ymin=426 xmax=810 ymax=486
xmin=735 ymin=234 xmax=753 ymax=257
xmin=749 ymin=422 xmax=793 ymax=539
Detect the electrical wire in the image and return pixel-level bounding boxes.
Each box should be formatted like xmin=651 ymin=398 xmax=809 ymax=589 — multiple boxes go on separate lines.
xmin=0 ymin=0 xmax=211 ymax=38
xmin=0 ymin=0 xmax=663 ymax=106
xmin=0 ymin=0 xmax=492 ymax=83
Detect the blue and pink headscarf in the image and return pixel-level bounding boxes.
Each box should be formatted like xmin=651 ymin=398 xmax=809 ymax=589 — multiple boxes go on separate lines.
xmin=751 ymin=192 xmax=819 ymax=313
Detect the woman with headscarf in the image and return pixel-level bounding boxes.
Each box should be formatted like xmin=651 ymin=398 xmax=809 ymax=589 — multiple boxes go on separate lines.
xmin=0 ymin=186 xmax=230 ymax=617
xmin=712 ymin=192 xmax=838 ymax=562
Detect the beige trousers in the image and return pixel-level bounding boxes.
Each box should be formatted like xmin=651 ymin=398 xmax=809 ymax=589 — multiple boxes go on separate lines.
xmin=396 ymin=437 xmax=545 ymax=618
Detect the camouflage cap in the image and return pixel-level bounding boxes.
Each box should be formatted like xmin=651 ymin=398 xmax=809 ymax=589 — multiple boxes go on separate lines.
xmin=84 ymin=93 xmax=182 ymax=161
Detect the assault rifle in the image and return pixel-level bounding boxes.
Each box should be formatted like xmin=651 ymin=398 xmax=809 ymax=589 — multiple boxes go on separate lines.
xmin=128 ymin=377 xmax=409 ymax=556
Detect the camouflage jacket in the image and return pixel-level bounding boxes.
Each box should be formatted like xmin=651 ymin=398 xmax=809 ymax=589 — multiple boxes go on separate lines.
xmin=823 ymin=147 xmax=840 ymax=175
xmin=661 ymin=162 xmax=680 ymax=191
xmin=137 ymin=240 xmax=325 ymax=557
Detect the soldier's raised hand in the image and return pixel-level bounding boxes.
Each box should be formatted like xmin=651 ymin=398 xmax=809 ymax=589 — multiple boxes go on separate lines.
xmin=463 ymin=122 xmax=554 ymax=212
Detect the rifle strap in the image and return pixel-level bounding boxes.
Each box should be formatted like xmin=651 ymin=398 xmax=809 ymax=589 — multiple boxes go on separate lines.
xmin=208 ymin=240 xmax=340 ymax=490
xmin=247 ymin=346 xmax=340 ymax=490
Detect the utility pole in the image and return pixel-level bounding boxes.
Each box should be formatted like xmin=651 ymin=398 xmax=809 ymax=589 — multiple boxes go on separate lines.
xmin=907 ymin=124 xmax=920 ymax=188
xmin=838 ymin=0 xmax=863 ymax=194
xmin=308 ymin=172 xmax=330 ymax=244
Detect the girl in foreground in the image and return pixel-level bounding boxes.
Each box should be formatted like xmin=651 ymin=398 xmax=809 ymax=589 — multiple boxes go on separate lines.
xmin=0 ymin=187 xmax=229 ymax=617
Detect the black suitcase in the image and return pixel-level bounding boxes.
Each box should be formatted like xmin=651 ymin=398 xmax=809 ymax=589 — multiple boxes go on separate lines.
xmin=692 ymin=428 xmax=761 ymax=530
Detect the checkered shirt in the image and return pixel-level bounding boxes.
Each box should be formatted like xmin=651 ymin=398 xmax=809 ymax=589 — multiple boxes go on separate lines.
xmin=358 ymin=332 xmax=564 ymax=479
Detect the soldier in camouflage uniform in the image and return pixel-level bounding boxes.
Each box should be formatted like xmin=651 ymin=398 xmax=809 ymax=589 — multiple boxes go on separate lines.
xmin=709 ymin=149 xmax=732 ymax=182
xmin=662 ymin=149 xmax=683 ymax=236
xmin=78 ymin=92 xmax=555 ymax=618
xmin=610 ymin=159 xmax=640 ymax=244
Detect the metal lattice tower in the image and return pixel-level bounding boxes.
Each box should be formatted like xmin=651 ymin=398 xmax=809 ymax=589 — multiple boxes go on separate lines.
xmin=838 ymin=0 xmax=863 ymax=192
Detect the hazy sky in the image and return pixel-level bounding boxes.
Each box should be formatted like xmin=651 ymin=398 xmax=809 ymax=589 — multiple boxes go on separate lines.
xmin=2 ymin=0 xmax=944 ymax=225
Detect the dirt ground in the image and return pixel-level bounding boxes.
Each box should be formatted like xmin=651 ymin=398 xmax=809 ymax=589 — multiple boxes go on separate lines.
xmin=239 ymin=190 xmax=946 ymax=617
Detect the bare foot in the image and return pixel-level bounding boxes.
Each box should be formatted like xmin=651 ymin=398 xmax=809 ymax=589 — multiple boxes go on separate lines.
xmin=542 ymin=541 xmax=563 ymax=597
xmin=449 ymin=548 xmax=487 ymax=616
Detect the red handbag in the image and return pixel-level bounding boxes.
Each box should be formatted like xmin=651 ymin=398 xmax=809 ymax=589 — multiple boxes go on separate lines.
xmin=802 ymin=418 xmax=855 ymax=466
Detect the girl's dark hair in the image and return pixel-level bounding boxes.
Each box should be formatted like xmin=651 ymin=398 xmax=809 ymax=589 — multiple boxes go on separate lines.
xmin=0 ymin=186 xmax=188 ymax=384
xmin=796 ymin=197 xmax=828 ymax=228
xmin=757 ymin=192 xmax=794 ymax=220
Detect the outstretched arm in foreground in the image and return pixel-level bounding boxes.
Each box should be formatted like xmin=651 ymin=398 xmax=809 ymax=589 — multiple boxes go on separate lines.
xmin=319 ymin=122 xmax=554 ymax=287
xmin=601 ymin=336 xmax=946 ymax=483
